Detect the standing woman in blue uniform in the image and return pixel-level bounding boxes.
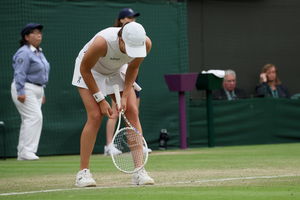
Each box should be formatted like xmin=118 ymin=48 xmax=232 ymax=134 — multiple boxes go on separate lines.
xmin=11 ymin=23 xmax=50 ymax=161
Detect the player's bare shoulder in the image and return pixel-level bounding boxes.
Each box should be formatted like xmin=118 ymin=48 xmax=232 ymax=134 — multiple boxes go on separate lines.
xmin=81 ymin=36 xmax=107 ymax=66
xmin=146 ymin=36 xmax=152 ymax=53
xmin=90 ymin=36 xmax=108 ymax=57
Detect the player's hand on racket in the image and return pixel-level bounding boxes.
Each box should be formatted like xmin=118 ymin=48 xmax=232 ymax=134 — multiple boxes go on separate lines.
xmin=99 ymin=100 xmax=114 ymax=118
xmin=119 ymin=89 xmax=133 ymax=112
xmin=114 ymin=92 xmax=127 ymax=112
xmin=111 ymin=84 xmax=149 ymax=174
xmin=120 ymin=96 xmax=128 ymax=112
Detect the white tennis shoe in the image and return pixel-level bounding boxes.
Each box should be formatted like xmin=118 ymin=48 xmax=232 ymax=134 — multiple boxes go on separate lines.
xmin=132 ymin=168 xmax=155 ymax=185
xmin=104 ymin=143 xmax=122 ymax=156
xmin=143 ymin=146 xmax=152 ymax=154
xmin=75 ymin=169 xmax=96 ymax=187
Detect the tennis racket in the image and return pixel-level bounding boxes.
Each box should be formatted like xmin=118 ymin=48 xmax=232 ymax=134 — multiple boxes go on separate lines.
xmin=111 ymin=84 xmax=149 ymax=174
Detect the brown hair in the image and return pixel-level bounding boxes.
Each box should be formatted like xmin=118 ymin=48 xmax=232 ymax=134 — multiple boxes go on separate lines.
xmin=261 ymin=63 xmax=281 ymax=85
xmin=19 ymin=31 xmax=33 ymax=47
xmin=114 ymin=19 xmax=123 ymax=27
xmin=117 ymin=22 xmax=130 ymax=38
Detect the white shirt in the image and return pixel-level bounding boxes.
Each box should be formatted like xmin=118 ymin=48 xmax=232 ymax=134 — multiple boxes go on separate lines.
xmin=77 ymin=27 xmax=134 ymax=75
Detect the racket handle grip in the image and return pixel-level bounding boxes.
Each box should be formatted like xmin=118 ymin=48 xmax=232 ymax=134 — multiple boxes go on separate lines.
xmin=113 ymin=84 xmax=121 ymax=109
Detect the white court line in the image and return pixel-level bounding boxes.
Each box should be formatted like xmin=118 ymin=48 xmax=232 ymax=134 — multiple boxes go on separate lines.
xmin=0 ymin=174 xmax=298 ymax=196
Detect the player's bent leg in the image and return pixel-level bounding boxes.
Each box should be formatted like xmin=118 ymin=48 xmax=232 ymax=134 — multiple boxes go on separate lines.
xmin=126 ymin=89 xmax=152 ymax=154
xmin=124 ymin=89 xmax=141 ymax=132
xmin=125 ymin=90 xmax=154 ymax=185
xmin=105 ymin=101 xmax=121 ymax=156
xmin=79 ymin=88 xmax=102 ymax=169
xmin=104 ymin=116 xmax=119 ymax=156
xmin=75 ymin=88 xmax=103 ymax=187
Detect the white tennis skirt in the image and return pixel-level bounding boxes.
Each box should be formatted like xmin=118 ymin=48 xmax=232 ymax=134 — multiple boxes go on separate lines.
xmin=71 ymin=58 xmax=141 ymax=96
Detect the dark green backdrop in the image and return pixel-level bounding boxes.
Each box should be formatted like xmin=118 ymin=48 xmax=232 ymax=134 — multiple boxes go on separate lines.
xmin=189 ymin=98 xmax=300 ymax=147
xmin=0 ymin=0 xmax=188 ymax=157
xmin=1 ymin=0 xmax=300 ymax=158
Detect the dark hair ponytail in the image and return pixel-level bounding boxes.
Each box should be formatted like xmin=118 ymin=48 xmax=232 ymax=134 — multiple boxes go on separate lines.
xmin=19 ymin=29 xmax=35 ymax=47
xmin=117 ymin=22 xmax=130 ymax=38
xmin=19 ymin=37 xmax=28 ymax=47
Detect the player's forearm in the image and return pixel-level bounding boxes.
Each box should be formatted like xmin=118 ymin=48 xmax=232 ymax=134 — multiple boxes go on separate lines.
xmin=123 ymin=65 xmax=139 ymax=98
xmin=80 ymin=64 xmax=99 ymax=94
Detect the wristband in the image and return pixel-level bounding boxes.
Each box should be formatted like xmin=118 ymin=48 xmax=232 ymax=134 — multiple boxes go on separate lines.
xmin=93 ymin=91 xmax=105 ymax=103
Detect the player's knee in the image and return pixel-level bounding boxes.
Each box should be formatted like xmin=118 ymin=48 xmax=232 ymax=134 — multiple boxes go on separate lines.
xmin=88 ymin=111 xmax=102 ymax=123
xmin=127 ymin=106 xmax=139 ymax=117
xmin=133 ymin=106 xmax=139 ymax=116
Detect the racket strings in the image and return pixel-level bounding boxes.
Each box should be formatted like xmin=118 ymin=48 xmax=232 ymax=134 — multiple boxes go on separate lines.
xmin=112 ymin=85 xmax=148 ymax=173
xmin=112 ymin=128 xmax=147 ymax=173
xmin=121 ymin=111 xmax=141 ymax=134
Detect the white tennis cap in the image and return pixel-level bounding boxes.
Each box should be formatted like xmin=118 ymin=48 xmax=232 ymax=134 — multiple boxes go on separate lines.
xmin=122 ymin=22 xmax=146 ymax=58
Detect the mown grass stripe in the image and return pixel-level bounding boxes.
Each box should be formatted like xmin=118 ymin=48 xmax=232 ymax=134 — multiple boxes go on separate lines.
xmin=1 ymin=174 xmax=298 ymax=196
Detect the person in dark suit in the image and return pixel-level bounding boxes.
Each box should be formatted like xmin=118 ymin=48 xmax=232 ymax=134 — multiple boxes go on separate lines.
xmin=213 ymin=69 xmax=247 ymax=100
xmin=255 ymin=64 xmax=289 ymax=98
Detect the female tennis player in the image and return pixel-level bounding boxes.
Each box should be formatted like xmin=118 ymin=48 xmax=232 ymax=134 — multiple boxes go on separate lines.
xmin=71 ymin=21 xmax=154 ymax=187
xmin=104 ymin=8 xmax=152 ymax=156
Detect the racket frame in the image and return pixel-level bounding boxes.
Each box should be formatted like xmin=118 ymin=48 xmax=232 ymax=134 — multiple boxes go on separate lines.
xmin=111 ymin=84 xmax=149 ymax=174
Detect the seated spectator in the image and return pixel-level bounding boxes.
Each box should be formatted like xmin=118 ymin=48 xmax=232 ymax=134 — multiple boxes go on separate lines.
xmin=213 ymin=69 xmax=247 ymax=100
xmin=255 ymin=64 xmax=289 ymax=98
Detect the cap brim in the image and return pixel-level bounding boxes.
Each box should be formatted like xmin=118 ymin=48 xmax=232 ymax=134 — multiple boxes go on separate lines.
xmin=28 ymin=24 xmax=43 ymax=31
xmin=34 ymin=24 xmax=43 ymax=30
xmin=21 ymin=24 xmax=43 ymax=36
xmin=133 ymin=12 xmax=140 ymax=17
xmin=119 ymin=12 xmax=140 ymax=19
xmin=125 ymin=43 xmax=146 ymax=58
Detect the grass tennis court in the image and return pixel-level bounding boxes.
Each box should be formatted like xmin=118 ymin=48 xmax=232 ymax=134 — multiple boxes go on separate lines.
xmin=1 ymin=143 xmax=300 ymax=200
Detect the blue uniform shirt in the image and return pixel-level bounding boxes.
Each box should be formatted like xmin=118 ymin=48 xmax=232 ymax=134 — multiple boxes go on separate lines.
xmin=12 ymin=45 xmax=50 ymax=95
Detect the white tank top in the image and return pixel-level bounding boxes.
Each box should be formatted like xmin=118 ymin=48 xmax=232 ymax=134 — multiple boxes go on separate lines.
xmin=77 ymin=27 xmax=134 ymax=75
